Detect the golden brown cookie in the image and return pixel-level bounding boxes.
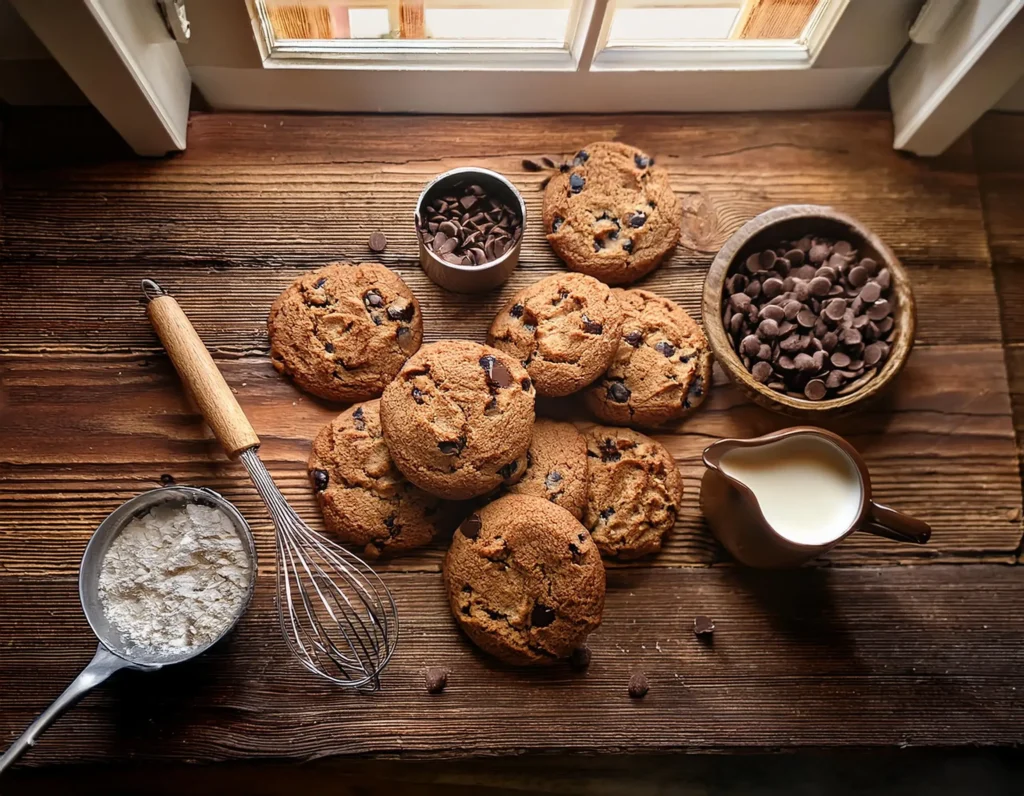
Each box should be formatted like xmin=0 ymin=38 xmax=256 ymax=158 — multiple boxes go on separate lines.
xmin=583 ymin=426 xmax=683 ymax=560
xmin=486 ymin=273 xmax=623 ymax=397
xmin=585 ymin=289 xmax=712 ymax=427
xmin=444 ymin=494 xmax=605 ymax=666
xmin=268 ymin=262 xmax=422 ymax=402
xmin=308 ymin=400 xmax=441 ymax=558
xmin=380 ymin=340 xmax=535 ymax=500
xmin=543 ymin=142 xmax=681 ymax=286
xmin=506 ymin=419 xmax=588 ymax=519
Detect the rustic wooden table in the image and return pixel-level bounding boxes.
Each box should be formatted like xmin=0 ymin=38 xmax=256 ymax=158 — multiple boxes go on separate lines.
xmin=0 ymin=109 xmax=1022 ymax=790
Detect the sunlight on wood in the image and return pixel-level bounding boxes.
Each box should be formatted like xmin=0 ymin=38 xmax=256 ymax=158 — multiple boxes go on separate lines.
xmin=734 ymin=0 xmax=820 ymax=40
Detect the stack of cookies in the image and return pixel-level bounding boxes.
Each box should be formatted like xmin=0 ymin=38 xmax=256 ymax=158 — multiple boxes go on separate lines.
xmin=265 ymin=141 xmax=710 ymax=668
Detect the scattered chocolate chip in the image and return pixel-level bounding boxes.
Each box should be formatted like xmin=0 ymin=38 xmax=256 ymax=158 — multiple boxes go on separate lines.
xmin=622 ymin=239 xmax=634 ymax=254
xmin=460 ymin=513 xmax=482 ymax=539
xmin=629 ymin=212 xmax=646 ymax=228
xmin=654 ymin=341 xmax=676 ymax=357
xmin=521 ymin=378 xmax=532 ymax=392
xmin=159 ymin=473 xmax=176 ymax=486
xmin=311 ymin=469 xmax=329 ymax=492
xmin=624 ymin=330 xmax=643 ymax=347
xmin=424 ymin=667 xmax=448 ymax=694
xmin=570 ymin=173 xmax=585 ymax=193
xmin=581 ymin=314 xmax=603 ymax=334
xmin=628 ymin=672 xmax=650 ymax=699
xmin=634 ymin=152 xmax=651 ymax=169
xmin=314 ymin=277 xmax=328 ymax=289
xmin=573 ymin=150 xmax=590 ymax=166
xmin=544 ymin=470 xmax=562 ymax=490
xmin=324 ymin=341 xmax=335 ymax=353
xmin=364 ymin=290 xmax=384 ymax=308
xmin=386 ymin=300 xmax=415 ymax=322
xmin=368 ymin=231 xmax=388 ymax=253
xmin=693 ymin=615 xmax=715 ymax=636
xmin=510 ymin=303 xmax=524 ymax=318
xmin=599 ymin=506 xmax=615 ymax=520
xmin=531 ymin=604 xmax=556 ymax=628
xmin=569 ymin=645 xmax=592 ymax=671
xmin=352 ymin=406 xmax=366 ymax=431
xmin=412 ymin=386 xmax=425 ymax=404
xmin=552 ymin=217 xmax=563 ymax=232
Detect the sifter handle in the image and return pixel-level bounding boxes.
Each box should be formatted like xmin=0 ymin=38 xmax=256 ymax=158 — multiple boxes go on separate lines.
xmin=144 ymin=280 xmax=260 ymax=458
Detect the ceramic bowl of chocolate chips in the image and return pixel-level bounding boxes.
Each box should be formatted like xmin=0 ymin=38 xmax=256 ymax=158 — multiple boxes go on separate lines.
xmin=702 ymin=205 xmax=916 ymax=418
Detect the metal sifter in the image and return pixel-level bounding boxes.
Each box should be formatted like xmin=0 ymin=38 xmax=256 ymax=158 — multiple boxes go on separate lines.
xmin=0 ymin=486 xmax=257 ymax=774
xmin=141 ymin=280 xmax=398 ymax=687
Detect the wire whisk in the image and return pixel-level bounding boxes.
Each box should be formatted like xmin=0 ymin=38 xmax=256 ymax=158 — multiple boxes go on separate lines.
xmin=241 ymin=449 xmax=397 ymax=688
xmin=144 ymin=279 xmax=398 ymax=688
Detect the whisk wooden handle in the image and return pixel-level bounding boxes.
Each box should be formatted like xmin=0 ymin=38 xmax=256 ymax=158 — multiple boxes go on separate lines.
xmin=146 ymin=291 xmax=260 ymax=458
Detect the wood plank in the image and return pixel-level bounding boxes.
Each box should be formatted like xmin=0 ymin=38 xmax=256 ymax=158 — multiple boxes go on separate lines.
xmin=734 ymin=0 xmax=819 ymax=40
xmin=1 ymin=566 xmax=1024 ymax=766
xmin=0 ymin=344 xmax=1018 ymax=576
xmin=0 ymin=112 xmax=1001 ymax=352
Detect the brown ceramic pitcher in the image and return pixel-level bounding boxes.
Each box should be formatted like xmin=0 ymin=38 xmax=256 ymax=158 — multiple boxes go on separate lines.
xmin=701 ymin=427 xmax=931 ymax=568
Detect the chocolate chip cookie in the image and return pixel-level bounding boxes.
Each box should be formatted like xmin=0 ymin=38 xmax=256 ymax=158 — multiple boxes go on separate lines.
xmin=444 ymin=494 xmax=605 ymax=666
xmin=380 ymin=340 xmax=535 ymax=500
xmin=308 ymin=401 xmax=440 ymax=558
xmin=583 ymin=426 xmax=683 ymax=559
xmin=543 ymin=142 xmax=681 ymax=286
xmin=486 ymin=273 xmax=623 ymax=396
xmin=268 ymin=262 xmax=422 ymax=402
xmin=585 ymin=289 xmax=712 ymax=427
xmin=506 ymin=419 xmax=588 ymax=519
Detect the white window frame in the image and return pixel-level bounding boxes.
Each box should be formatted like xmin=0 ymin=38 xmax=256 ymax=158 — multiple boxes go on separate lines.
xmin=184 ymin=0 xmax=923 ymax=113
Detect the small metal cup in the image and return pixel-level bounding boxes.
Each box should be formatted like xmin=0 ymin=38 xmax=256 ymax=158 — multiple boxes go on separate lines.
xmin=415 ymin=167 xmax=526 ymax=294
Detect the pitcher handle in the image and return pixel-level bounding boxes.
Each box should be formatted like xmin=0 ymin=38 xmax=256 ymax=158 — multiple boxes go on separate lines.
xmin=861 ymin=501 xmax=931 ymax=545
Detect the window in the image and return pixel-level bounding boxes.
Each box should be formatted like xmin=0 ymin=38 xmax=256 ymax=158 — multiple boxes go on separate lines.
xmin=180 ymin=0 xmax=922 ymax=113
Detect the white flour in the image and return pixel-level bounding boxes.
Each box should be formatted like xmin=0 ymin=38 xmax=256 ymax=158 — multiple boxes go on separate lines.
xmin=98 ymin=501 xmax=251 ymax=656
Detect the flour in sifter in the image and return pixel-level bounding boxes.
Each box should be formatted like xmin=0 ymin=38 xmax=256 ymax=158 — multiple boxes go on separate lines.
xmin=98 ymin=501 xmax=251 ymax=656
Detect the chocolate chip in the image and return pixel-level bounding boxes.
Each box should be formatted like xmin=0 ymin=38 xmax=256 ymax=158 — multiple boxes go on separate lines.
xmin=499 ymin=459 xmax=519 ymax=482
xmin=352 ymin=406 xmax=366 ymax=430
xmin=569 ymin=645 xmax=592 ymax=671
xmin=364 ymin=290 xmax=384 ymax=308
xmin=599 ymin=506 xmax=615 ymax=520
xmin=622 ymin=239 xmax=633 ymax=254
xmin=439 ymin=437 xmax=466 ymax=456
xmin=324 ymin=341 xmax=335 ymax=353
xmin=412 ymin=386 xmax=425 ymax=404
xmin=386 ymin=300 xmax=415 ymax=322
xmin=522 ymin=378 xmax=532 ymax=392
xmin=159 ymin=473 xmax=176 ymax=486
xmin=650 ymin=340 xmax=675 ymax=358
xmin=530 ymin=604 xmax=556 ymax=628
xmin=804 ymin=379 xmax=827 ymax=401
xmin=570 ymin=173 xmax=585 ymax=193
xmin=459 ymin=513 xmax=482 ymax=538
xmin=693 ymin=615 xmax=715 ymax=636
xmin=480 ymin=355 xmax=513 ymax=388
xmin=628 ymin=672 xmax=650 ymax=698
xmin=311 ymin=468 xmax=329 ymax=492
xmin=581 ymin=314 xmax=603 ymax=334
xmin=314 ymin=277 xmax=328 ymax=289
xmin=607 ymin=381 xmax=631 ymax=403
xmin=629 ymin=212 xmax=646 ymax=228
xmin=634 ymin=153 xmax=651 ymax=168
xmin=544 ymin=470 xmax=562 ymax=490
xmin=624 ymin=330 xmax=643 ymax=347
xmin=752 ymin=361 xmax=773 ymax=382
xmin=368 ymin=231 xmax=388 ymax=253
xmin=573 ymin=150 xmax=590 ymax=166
xmin=424 ymin=667 xmax=448 ymax=694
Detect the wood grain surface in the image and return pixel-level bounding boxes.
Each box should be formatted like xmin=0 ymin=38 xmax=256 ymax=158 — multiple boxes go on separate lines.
xmin=0 ymin=109 xmax=1022 ymax=768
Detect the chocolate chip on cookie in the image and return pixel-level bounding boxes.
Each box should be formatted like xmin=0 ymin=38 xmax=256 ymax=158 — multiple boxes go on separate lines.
xmin=505 ymin=419 xmax=588 ymax=520
xmin=268 ymin=262 xmax=423 ymax=402
xmin=585 ymin=289 xmax=712 ymax=428
xmin=543 ymin=142 xmax=681 ymax=286
xmin=487 ymin=273 xmax=624 ymax=397
xmin=308 ymin=400 xmax=441 ymax=558
xmin=443 ymin=494 xmax=605 ymax=666
xmin=583 ymin=426 xmax=683 ymax=560
xmin=380 ymin=341 xmax=535 ymax=500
